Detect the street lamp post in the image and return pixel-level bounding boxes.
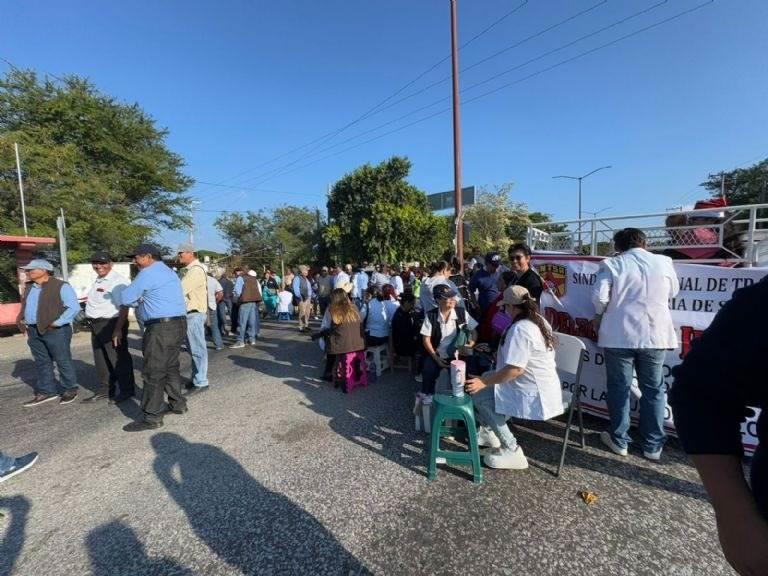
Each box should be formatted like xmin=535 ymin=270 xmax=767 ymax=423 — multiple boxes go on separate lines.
xmin=553 ymin=165 xmax=612 ymax=248
xmin=449 ymin=0 xmax=464 ymax=268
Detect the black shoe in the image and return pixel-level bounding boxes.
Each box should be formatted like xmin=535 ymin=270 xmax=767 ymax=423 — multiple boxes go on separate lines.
xmin=109 ymin=393 xmax=134 ymax=405
xmin=184 ymin=386 xmax=209 ymax=396
xmin=123 ymin=420 xmax=163 ymax=432
xmin=82 ymin=392 xmax=109 ymax=403
xmin=165 ymin=405 xmax=188 ymax=415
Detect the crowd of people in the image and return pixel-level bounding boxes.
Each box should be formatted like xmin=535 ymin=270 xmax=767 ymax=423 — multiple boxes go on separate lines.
xmin=4 ymin=232 xmax=766 ymax=576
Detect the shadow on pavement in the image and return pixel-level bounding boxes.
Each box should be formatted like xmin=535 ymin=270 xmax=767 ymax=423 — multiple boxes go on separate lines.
xmin=0 ymin=495 xmax=30 ymax=576
xmin=11 ymin=358 xmax=101 ymax=395
xmin=150 ymin=432 xmax=371 ymax=575
xmin=86 ymin=521 xmax=193 ymax=576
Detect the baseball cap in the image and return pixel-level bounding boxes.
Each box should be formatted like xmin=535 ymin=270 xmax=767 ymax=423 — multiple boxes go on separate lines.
xmin=22 ymin=259 xmax=54 ymax=272
xmin=247 ymin=269 xmax=258 ymax=277
xmin=321 ymin=266 xmax=329 ymax=272
xmin=497 ymin=285 xmax=531 ymax=307
xmin=126 ymin=243 xmax=161 ymax=258
xmin=177 ymin=242 xmax=196 ymax=254
xmin=90 ymin=251 xmax=111 ymax=264
xmin=485 ymin=252 xmax=502 ymax=266
xmin=433 ymin=283 xmax=458 ymax=300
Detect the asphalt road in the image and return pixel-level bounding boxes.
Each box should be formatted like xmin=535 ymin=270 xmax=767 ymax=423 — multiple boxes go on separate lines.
xmin=0 ymin=319 xmax=736 ymax=575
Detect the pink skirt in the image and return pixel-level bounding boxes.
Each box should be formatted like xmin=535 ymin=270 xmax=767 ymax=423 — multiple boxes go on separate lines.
xmin=334 ymin=351 xmax=368 ymax=394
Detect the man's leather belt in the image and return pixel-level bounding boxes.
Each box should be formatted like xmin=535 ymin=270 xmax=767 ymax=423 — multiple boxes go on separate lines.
xmin=144 ymin=316 xmax=186 ymax=326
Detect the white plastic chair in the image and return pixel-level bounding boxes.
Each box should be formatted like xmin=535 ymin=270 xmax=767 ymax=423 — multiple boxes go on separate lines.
xmin=553 ymin=332 xmax=587 ymax=477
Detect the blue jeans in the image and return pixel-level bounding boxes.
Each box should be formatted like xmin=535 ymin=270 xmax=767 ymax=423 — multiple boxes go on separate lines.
xmin=0 ymin=451 xmax=15 ymax=474
xmin=185 ymin=312 xmax=209 ymax=388
xmin=218 ymin=300 xmax=230 ymax=333
xmin=208 ymin=309 xmax=223 ymax=349
xmin=604 ymin=348 xmax=667 ymax=453
xmin=472 ymin=385 xmax=518 ymax=450
xmin=237 ymin=302 xmax=259 ymax=344
xmin=26 ymin=324 xmax=78 ymax=395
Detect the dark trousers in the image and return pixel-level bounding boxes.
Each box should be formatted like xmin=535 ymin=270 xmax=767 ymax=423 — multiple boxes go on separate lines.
xmin=141 ymin=319 xmax=187 ymax=424
xmin=754 ymin=445 xmax=767 ymax=521
xmin=421 ymin=354 xmax=447 ymax=395
xmin=90 ymin=317 xmax=136 ymax=397
xmin=230 ymin=302 xmax=240 ymax=334
xmin=217 ymin=300 xmax=230 ymax=334
xmin=26 ymin=324 xmax=78 ymax=395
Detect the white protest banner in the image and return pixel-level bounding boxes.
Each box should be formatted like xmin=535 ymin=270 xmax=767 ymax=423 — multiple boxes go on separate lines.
xmin=533 ymin=256 xmax=765 ymax=455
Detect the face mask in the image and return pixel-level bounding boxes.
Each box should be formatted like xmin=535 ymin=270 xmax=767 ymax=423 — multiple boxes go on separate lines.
xmin=491 ymin=310 xmax=513 ymax=335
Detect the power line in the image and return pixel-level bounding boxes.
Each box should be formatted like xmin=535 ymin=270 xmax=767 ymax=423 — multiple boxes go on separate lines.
xmin=241 ymin=0 xmax=716 ymax=188
xmin=191 ymin=1 xmax=531 ymax=199
xmin=239 ymin=0 xmax=684 ymax=188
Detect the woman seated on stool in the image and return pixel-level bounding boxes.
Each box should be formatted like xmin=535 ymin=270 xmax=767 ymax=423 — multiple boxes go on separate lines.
xmin=420 ymin=284 xmax=478 ymax=397
xmin=324 ymin=288 xmax=367 ymax=392
xmin=465 ymin=285 xmax=563 ymax=470
xmin=361 ymin=286 xmax=391 ymax=347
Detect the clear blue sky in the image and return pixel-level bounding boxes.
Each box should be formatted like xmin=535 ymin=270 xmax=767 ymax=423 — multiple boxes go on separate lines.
xmin=3 ymin=0 xmax=767 ymax=252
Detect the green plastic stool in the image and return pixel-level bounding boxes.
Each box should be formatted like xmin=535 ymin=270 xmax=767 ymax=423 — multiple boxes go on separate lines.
xmin=427 ymin=394 xmax=483 ymax=484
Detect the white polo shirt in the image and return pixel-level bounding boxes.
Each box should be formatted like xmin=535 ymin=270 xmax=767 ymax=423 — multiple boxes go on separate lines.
xmin=85 ymin=269 xmax=130 ymax=319
xmin=420 ymin=307 xmax=478 ymax=358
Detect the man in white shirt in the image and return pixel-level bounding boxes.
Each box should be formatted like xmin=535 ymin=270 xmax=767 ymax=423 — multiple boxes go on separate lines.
xmin=592 ymin=228 xmax=679 ymax=461
xmin=206 ymin=274 xmax=224 ymax=351
xmin=83 ymin=251 xmax=135 ymax=403
xmin=389 ymin=265 xmax=404 ymax=296
xmin=333 ymin=264 xmax=351 ymax=289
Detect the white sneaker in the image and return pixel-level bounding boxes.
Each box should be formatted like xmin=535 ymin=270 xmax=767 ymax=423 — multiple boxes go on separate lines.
xmin=484 ymin=446 xmax=528 ymax=470
xmin=600 ymin=431 xmax=628 ymax=457
xmin=229 ymin=342 xmax=246 ymax=349
xmin=476 ymin=426 xmax=501 ymax=449
xmin=643 ymin=449 xmax=662 ymax=461
xmin=414 ymin=374 xmax=423 ymax=383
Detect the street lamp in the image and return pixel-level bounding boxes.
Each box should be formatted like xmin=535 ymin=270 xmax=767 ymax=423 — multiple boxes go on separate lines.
xmin=553 ymin=165 xmax=612 ymax=247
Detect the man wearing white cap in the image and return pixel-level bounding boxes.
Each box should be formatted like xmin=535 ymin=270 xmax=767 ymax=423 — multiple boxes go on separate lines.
xmin=16 ymin=259 xmax=81 ymax=406
xmin=177 ymin=243 xmax=209 ymax=393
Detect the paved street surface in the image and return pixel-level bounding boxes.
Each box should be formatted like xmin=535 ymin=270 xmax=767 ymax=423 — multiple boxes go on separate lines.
xmin=0 ymin=319 xmax=736 ymax=575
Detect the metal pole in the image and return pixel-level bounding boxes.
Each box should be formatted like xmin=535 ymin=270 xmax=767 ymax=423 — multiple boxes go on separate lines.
xmin=450 ymin=0 xmax=464 ymax=268
xmin=57 ymin=208 xmax=69 ymax=281
xmin=577 ymin=177 xmax=582 ymax=250
xmin=14 ymin=143 xmax=29 ymax=236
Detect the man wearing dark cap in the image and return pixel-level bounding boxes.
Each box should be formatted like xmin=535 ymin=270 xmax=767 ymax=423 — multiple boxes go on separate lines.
xmin=117 ymin=244 xmax=187 ymax=431
xmin=468 ymin=252 xmax=507 ymax=315
xmin=17 ymin=259 xmax=81 ymax=407
xmin=82 ymin=251 xmax=135 ymax=403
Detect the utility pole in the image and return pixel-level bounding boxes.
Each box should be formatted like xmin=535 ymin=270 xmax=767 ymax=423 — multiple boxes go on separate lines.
xmin=14 ymin=143 xmax=29 ymax=236
xmin=450 ymin=0 xmax=464 ymax=268
xmin=189 ymin=200 xmax=202 ymax=244
xmin=56 ymin=208 xmax=69 ymax=281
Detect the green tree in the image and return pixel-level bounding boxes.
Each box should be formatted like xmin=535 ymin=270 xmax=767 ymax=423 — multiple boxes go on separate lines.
xmin=324 ymin=156 xmax=451 ymax=264
xmin=463 ymin=183 xmax=564 ymax=253
xmin=0 ymin=69 xmax=193 ymax=264
xmin=700 ymin=159 xmax=768 ymax=206
xmin=214 ymin=205 xmax=320 ymax=270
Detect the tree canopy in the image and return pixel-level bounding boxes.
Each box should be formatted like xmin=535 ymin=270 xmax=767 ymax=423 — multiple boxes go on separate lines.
xmin=0 ymin=68 xmax=193 ymax=263
xmin=214 ymin=205 xmax=320 ymax=271
xmin=323 ymin=156 xmax=451 ymax=264
xmin=463 ymin=183 xmax=563 ymax=254
xmin=701 ymin=158 xmax=768 ymax=206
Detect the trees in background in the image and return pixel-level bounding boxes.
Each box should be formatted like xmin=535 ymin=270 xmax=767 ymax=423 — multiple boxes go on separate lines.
xmin=324 ymin=156 xmax=451 ymax=264
xmin=700 ymin=158 xmax=768 ymax=206
xmin=0 ymin=69 xmax=193 ymax=263
xmin=214 ymin=205 xmax=320 ymax=271
xmin=463 ymin=183 xmax=563 ymax=255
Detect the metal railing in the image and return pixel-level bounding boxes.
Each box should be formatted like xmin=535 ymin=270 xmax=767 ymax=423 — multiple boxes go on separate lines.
xmin=527 ymin=203 xmax=768 ymax=267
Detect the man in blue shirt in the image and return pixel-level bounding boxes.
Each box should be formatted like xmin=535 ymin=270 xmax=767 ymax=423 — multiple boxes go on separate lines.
xmin=292 ymin=265 xmax=314 ymax=332
xmin=117 ymin=244 xmax=187 ymax=432
xmin=468 ymin=252 xmax=506 ymax=315
xmin=17 ymin=259 xmax=80 ymax=407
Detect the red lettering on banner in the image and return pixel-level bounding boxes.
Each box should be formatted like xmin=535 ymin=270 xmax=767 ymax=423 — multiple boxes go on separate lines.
xmin=679 ymin=325 xmax=704 ymax=359
xmin=544 ymin=308 xmax=598 ymax=342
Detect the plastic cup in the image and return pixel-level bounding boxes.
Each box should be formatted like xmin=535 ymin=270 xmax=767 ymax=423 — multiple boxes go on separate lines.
xmin=450 ymin=360 xmax=466 ymax=397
